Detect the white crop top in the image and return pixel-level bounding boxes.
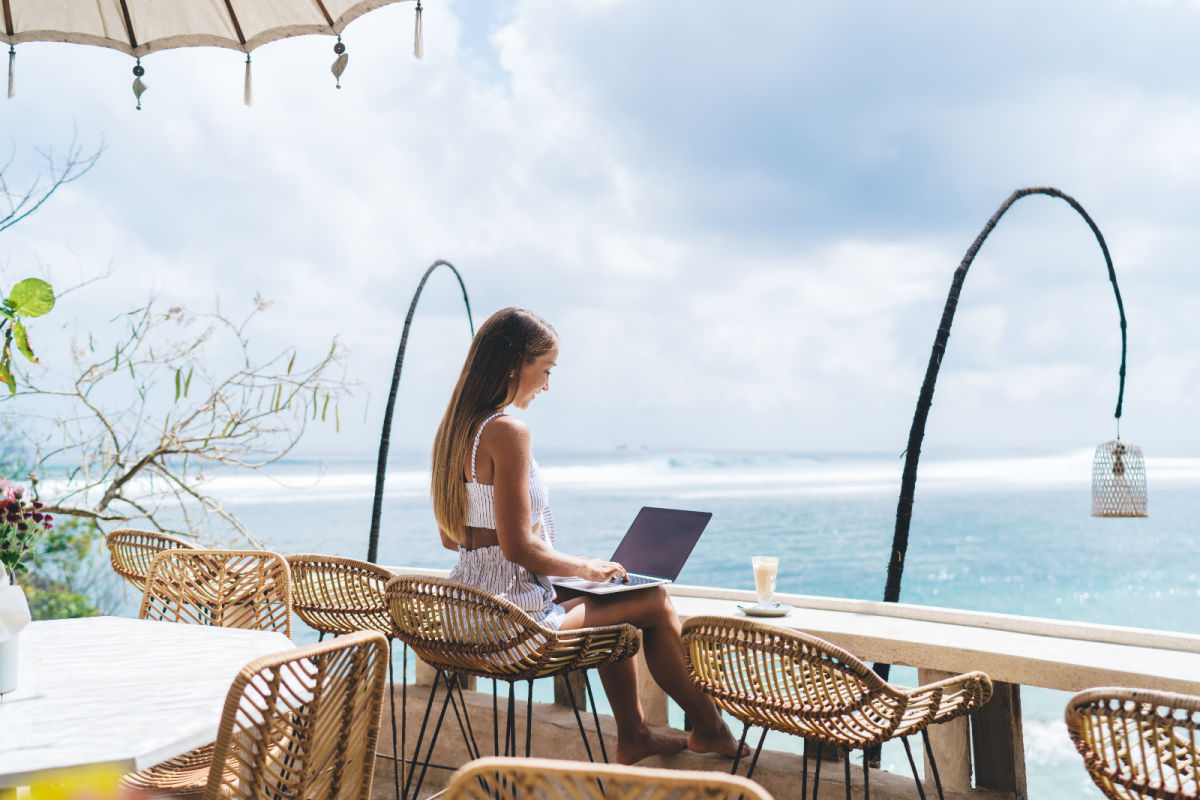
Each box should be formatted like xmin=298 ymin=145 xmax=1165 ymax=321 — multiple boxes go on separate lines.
xmin=464 ymin=412 xmax=549 ymax=530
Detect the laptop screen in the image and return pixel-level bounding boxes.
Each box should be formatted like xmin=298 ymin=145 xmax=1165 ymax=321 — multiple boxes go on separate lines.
xmin=610 ymin=507 xmax=712 ymax=580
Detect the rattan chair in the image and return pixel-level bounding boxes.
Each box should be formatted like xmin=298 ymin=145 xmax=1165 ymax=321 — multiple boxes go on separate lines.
xmin=106 ymin=528 xmax=198 ymax=592
xmin=1066 ymin=687 xmax=1200 ymax=799
xmin=121 ymin=629 xmax=388 ymax=800
xmin=441 ymin=756 xmax=775 ymax=800
xmin=287 ymin=554 xmax=406 ymax=800
xmin=386 ymin=575 xmax=640 ymax=800
xmin=140 ymin=549 xmax=292 ymax=637
xmin=682 ymin=615 xmax=992 ymax=800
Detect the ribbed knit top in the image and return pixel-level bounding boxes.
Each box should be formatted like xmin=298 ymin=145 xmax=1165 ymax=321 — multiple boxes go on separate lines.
xmin=465 ymin=412 xmax=549 ymax=530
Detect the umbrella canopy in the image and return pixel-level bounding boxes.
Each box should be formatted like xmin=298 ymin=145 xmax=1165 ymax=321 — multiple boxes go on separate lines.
xmin=3 ymin=0 xmax=422 ymax=106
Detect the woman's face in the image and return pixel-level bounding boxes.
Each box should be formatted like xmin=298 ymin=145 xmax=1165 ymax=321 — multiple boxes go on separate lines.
xmin=511 ymin=344 xmax=558 ymax=409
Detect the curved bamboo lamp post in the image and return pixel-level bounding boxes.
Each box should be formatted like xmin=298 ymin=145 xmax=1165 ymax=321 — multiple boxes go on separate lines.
xmin=367 ymin=260 xmax=474 ymax=564
xmin=877 ymin=186 xmax=1136 ymax=684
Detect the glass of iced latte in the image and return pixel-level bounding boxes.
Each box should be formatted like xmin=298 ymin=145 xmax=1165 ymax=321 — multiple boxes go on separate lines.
xmin=751 ymin=556 xmax=779 ymax=607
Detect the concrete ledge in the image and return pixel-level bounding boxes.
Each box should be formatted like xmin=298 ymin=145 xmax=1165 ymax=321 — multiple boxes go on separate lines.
xmin=372 ymin=683 xmax=1010 ymax=800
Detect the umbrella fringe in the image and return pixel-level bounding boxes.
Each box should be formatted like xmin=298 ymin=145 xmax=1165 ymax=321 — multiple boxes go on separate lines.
xmin=244 ymin=54 xmax=252 ymax=106
xmin=7 ymin=46 xmax=13 ymax=99
xmin=413 ymin=0 xmax=423 ymax=59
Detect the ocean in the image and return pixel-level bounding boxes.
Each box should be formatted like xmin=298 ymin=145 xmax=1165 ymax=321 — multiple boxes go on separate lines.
xmin=102 ymin=448 xmax=1200 ymax=798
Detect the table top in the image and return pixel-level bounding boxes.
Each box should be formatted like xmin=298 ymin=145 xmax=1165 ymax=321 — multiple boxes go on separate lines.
xmin=0 ymin=616 xmax=294 ymax=788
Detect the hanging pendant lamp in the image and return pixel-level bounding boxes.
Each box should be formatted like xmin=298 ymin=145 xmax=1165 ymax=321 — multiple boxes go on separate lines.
xmin=1092 ymin=438 xmax=1148 ymax=517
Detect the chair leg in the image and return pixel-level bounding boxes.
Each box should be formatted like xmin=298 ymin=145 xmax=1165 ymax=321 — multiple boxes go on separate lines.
xmin=901 ymin=737 xmax=929 ymax=800
xmin=920 ymin=730 xmax=945 ymax=800
xmin=813 ymin=741 xmax=823 ymax=800
xmin=387 ymin=640 xmax=400 ymax=800
xmin=505 ymin=681 xmax=517 ymax=757
xmin=744 ymin=728 xmax=769 ymax=781
xmin=802 ymin=741 xmax=809 ymax=800
xmin=862 ymin=747 xmax=870 ymax=800
xmin=401 ymin=643 xmax=408 ymax=799
xmin=731 ymin=722 xmax=751 ymax=775
xmin=563 ymin=669 xmax=598 ymax=763
xmin=448 ymin=674 xmax=481 ymax=760
xmin=584 ymin=670 xmax=611 ymax=764
xmin=844 ymin=748 xmax=852 ymax=800
xmin=525 ymin=679 xmax=534 ymax=757
xmin=407 ymin=671 xmax=456 ymax=800
xmin=492 ymin=679 xmax=501 ymax=757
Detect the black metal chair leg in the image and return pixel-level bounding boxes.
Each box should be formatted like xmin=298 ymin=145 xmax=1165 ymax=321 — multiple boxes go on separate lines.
xmin=744 ymin=728 xmax=769 ymax=781
xmin=492 ymin=679 xmax=500 ymax=757
xmin=563 ymin=670 xmax=597 ymax=763
xmin=862 ymin=747 xmax=870 ymax=800
xmin=802 ymin=742 xmax=809 ymax=800
xmin=844 ymin=748 xmax=852 ymax=800
xmin=400 ymin=643 xmax=408 ymax=799
xmin=921 ymin=730 xmax=945 ymax=800
xmin=730 ymin=722 xmax=750 ymax=775
xmin=447 ymin=674 xmax=481 ymax=760
xmin=387 ymin=640 xmax=400 ymax=800
xmin=408 ymin=671 xmax=456 ymax=800
xmin=506 ymin=681 xmax=516 ymax=757
xmin=813 ymin=742 xmax=823 ymax=800
xmin=525 ymin=679 xmax=534 ymax=757
xmin=584 ymin=671 xmax=610 ymax=764
xmin=901 ymin=737 xmax=929 ymax=800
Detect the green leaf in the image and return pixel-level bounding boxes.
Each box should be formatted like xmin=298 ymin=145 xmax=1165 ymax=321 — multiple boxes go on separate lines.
xmin=286 ymin=352 xmax=295 ymax=375
xmin=12 ymin=321 xmax=36 ymax=363
xmin=184 ymin=367 xmax=193 ymax=398
xmin=0 ymin=359 xmax=14 ymax=395
xmin=8 ymin=278 xmax=55 ymax=318
xmin=174 ymin=369 xmax=182 ymax=402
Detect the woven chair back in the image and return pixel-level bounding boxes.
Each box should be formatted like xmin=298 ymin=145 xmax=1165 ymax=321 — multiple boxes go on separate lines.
xmin=1067 ymin=687 xmax=1200 ymax=799
xmin=106 ymin=528 xmax=198 ymax=592
xmin=1092 ymin=440 xmax=1149 ymax=517
xmin=386 ymin=575 xmax=638 ymax=682
xmin=286 ymin=554 xmax=395 ymax=637
xmin=141 ymin=549 xmax=293 ymax=637
xmin=203 ymin=630 xmax=389 ymax=800
xmin=442 ymin=756 xmax=775 ymax=800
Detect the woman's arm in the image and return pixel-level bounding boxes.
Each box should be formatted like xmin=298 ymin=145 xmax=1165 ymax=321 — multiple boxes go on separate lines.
xmin=487 ymin=418 xmax=626 ymax=582
xmin=438 ymin=528 xmax=459 ymax=551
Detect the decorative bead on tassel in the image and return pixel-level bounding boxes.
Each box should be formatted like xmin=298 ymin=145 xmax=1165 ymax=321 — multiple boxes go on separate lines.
xmin=331 ymin=37 xmax=347 ymax=89
xmin=7 ymin=46 xmax=14 ymax=99
xmin=413 ymin=0 xmax=424 ymax=59
xmin=244 ymin=54 xmax=252 ymax=106
xmin=132 ymin=60 xmax=147 ymax=110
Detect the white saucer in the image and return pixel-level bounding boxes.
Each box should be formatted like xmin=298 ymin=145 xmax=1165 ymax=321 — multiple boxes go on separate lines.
xmin=738 ymin=602 xmax=792 ymax=618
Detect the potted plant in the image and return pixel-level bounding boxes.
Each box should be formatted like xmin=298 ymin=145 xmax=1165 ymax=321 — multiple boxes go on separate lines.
xmin=1 ymin=482 xmax=53 ymax=693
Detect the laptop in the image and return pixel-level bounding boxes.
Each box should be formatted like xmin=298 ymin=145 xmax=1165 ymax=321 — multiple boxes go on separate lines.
xmin=551 ymin=506 xmax=712 ymax=595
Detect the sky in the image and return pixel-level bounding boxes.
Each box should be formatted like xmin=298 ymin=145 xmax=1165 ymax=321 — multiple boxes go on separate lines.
xmin=2 ymin=0 xmax=1199 ymax=463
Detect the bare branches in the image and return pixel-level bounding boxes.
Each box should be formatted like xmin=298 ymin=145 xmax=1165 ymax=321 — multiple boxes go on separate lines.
xmin=7 ymin=295 xmax=349 ymax=546
xmin=0 ymin=135 xmax=103 ymax=235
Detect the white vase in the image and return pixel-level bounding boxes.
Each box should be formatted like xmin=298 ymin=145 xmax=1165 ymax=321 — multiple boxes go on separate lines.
xmin=0 ymin=630 xmax=17 ymax=694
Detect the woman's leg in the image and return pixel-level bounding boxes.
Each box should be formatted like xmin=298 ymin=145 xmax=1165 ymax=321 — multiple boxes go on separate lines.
xmin=558 ymin=588 xmax=744 ymax=760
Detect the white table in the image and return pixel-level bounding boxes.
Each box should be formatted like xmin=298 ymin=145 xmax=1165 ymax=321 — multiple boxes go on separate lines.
xmin=0 ymin=616 xmax=294 ymax=789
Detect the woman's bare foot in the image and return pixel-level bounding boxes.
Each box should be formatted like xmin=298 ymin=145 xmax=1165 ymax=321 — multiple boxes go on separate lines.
xmin=616 ymin=727 xmax=688 ymax=765
xmin=688 ymin=724 xmax=750 ymax=758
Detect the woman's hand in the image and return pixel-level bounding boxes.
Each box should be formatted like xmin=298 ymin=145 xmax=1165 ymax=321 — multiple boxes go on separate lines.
xmin=577 ymin=557 xmax=629 ymax=583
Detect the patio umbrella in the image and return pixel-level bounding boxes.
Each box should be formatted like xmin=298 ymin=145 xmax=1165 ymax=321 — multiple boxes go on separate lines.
xmin=3 ymin=0 xmax=424 ymax=108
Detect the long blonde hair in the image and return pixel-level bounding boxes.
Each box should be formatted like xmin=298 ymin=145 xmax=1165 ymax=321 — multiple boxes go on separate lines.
xmin=431 ymin=307 xmax=558 ymax=544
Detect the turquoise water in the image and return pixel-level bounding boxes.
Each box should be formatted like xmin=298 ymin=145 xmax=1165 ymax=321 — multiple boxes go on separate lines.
xmin=103 ymin=450 xmax=1200 ymax=798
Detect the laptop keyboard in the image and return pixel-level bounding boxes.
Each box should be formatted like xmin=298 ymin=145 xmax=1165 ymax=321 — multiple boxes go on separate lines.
xmin=610 ymin=574 xmax=661 ymax=586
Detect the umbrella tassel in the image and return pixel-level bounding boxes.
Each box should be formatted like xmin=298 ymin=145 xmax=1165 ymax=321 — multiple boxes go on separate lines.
xmin=7 ymin=46 xmax=14 ymax=99
xmin=413 ymin=0 xmax=423 ymax=59
xmin=132 ymin=59 xmax=147 ymax=110
xmin=331 ymin=37 xmax=347 ymax=88
xmin=244 ymin=54 xmax=252 ymax=106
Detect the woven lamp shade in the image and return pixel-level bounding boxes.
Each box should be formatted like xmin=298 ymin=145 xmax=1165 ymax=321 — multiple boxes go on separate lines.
xmin=1092 ymin=440 xmax=1148 ymax=517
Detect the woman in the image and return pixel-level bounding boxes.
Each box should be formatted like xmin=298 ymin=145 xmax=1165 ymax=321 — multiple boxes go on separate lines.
xmin=431 ymin=307 xmax=744 ymax=765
